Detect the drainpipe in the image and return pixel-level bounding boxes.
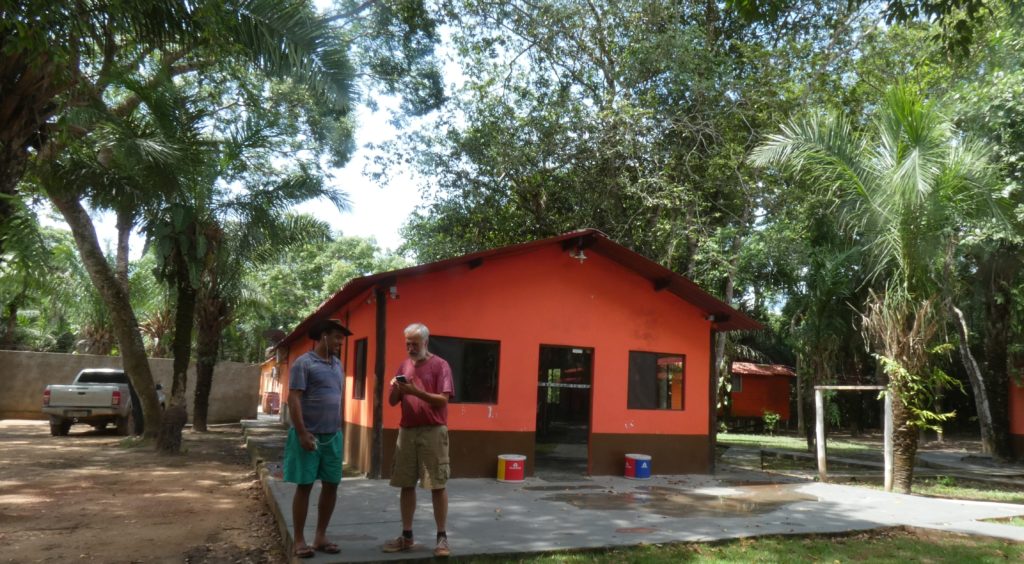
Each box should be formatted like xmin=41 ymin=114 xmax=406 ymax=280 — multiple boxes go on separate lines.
xmin=370 ymin=286 xmax=387 ymax=479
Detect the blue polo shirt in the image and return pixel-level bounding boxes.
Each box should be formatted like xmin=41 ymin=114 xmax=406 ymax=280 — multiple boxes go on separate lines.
xmin=289 ymin=351 xmax=343 ymax=434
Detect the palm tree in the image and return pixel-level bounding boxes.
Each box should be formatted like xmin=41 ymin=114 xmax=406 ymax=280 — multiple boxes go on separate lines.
xmin=19 ymin=0 xmax=356 ymax=443
xmin=750 ymin=84 xmax=1004 ymax=493
xmin=193 ymin=214 xmax=334 ymax=431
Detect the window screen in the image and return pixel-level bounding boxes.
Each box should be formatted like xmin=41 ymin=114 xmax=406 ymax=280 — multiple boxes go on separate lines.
xmin=627 ymin=352 xmax=685 ymax=410
xmin=352 ymin=338 xmax=368 ymax=399
xmin=428 ymin=335 xmax=499 ymax=404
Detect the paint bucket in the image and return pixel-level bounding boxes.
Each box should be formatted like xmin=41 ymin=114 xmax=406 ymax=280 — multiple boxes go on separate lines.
xmin=497 ymin=454 xmax=526 ymax=482
xmin=624 ymin=453 xmax=651 ymax=479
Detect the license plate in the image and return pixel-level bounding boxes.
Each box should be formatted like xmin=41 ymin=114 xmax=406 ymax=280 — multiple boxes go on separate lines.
xmin=65 ymin=410 xmax=90 ymax=417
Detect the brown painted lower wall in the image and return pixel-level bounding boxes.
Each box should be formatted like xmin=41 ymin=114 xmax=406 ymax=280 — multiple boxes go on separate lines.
xmin=343 ymin=423 xmax=710 ymax=478
xmin=590 ymin=433 xmax=711 ymax=475
xmin=344 ymin=424 xmax=534 ymax=478
xmin=1012 ymin=434 xmax=1024 ymax=461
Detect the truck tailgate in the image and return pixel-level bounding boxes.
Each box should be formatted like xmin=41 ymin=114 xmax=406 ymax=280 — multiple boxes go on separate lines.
xmin=47 ymin=385 xmax=120 ymax=407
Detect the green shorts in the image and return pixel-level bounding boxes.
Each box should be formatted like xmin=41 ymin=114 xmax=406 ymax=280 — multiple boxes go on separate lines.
xmin=389 ymin=425 xmax=450 ymax=490
xmin=283 ymin=428 xmax=343 ymax=485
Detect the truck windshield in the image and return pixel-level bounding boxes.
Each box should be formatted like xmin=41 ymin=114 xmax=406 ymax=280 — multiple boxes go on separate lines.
xmin=77 ymin=372 xmax=128 ymax=384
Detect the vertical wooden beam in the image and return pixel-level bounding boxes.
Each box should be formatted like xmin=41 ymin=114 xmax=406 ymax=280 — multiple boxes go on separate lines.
xmin=884 ymin=392 xmax=894 ymax=492
xmin=815 ymin=388 xmax=827 ymax=482
xmin=370 ymin=287 xmax=387 ymax=479
xmin=708 ymin=328 xmax=718 ymax=473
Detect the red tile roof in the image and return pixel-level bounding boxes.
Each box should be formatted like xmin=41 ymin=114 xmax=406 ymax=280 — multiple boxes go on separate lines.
xmin=731 ymin=362 xmax=796 ymax=377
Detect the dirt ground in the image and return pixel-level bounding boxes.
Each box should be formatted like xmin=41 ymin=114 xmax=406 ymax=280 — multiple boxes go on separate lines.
xmin=0 ymin=419 xmax=285 ymax=563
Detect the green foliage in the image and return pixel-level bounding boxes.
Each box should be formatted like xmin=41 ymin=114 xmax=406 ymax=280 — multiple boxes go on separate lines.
xmin=876 ymin=350 xmax=962 ymax=431
xmin=226 ymin=231 xmax=408 ymax=361
xmin=762 ymin=410 xmax=782 ymax=435
xmin=825 ymin=393 xmax=843 ymax=427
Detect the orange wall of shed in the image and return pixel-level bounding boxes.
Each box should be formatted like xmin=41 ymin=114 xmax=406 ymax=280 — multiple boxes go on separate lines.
xmin=730 ymin=375 xmax=792 ymax=420
xmin=1011 ymin=379 xmax=1024 ymax=435
xmin=367 ymin=244 xmax=713 ymax=436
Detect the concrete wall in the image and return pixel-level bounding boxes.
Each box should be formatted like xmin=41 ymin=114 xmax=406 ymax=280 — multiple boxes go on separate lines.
xmin=1 ymin=350 xmax=259 ymax=423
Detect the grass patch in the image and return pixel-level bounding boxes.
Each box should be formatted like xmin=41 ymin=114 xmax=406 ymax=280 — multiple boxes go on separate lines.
xmin=716 ymin=433 xmax=874 ymax=456
xmin=456 ymin=528 xmax=1024 ymax=563
xmin=834 ymin=475 xmax=1024 ymax=504
xmin=983 ymin=516 xmax=1024 ymax=528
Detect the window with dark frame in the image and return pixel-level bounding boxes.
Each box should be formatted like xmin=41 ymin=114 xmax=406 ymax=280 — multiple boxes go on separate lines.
xmin=627 ymin=351 xmax=685 ymax=410
xmin=428 ymin=335 xmax=500 ymax=404
xmin=352 ymin=338 xmax=368 ymax=399
xmin=731 ymin=374 xmax=743 ymax=393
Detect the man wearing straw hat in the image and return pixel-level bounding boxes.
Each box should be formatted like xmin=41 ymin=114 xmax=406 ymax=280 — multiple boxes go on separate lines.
xmin=284 ymin=318 xmax=351 ymax=558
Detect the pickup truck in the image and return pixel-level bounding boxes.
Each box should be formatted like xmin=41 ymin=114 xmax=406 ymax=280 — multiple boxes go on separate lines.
xmin=42 ymin=369 xmax=165 ymax=436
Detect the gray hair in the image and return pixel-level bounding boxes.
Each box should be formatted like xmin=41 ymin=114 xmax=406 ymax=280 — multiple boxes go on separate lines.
xmin=404 ymin=322 xmax=430 ymax=341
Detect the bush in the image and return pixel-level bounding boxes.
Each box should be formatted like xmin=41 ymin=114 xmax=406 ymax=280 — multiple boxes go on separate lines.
xmin=762 ymin=410 xmax=781 ymax=436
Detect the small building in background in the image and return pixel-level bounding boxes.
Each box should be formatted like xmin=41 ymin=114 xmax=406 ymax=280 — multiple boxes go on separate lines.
xmin=728 ymin=362 xmax=796 ymax=423
xmin=258 ymin=358 xmax=282 ymax=415
xmin=267 ymin=229 xmax=761 ymax=478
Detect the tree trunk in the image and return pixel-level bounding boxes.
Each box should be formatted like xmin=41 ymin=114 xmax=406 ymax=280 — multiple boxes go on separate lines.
xmin=115 ymin=207 xmax=134 ymax=293
xmin=796 ymin=357 xmax=804 ymax=434
xmin=980 ymin=250 xmax=1016 ymax=461
xmin=157 ymin=272 xmax=196 ymax=453
xmin=890 ymin=391 xmax=919 ymax=494
xmin=49 ymin=193 xmax=163 ymax=438
xmin=193 ymin=291 xmax=229 ymax=433
xmin=192 ymin=336 xmax=217 ymax=433
xmin=949 ymin=303 xmax=997 ymax=455
xmin=802 ymin=356 xmax=822 ymax=452
xmin=1 ymin=300 xmax=17 ymax=349
xmin=0 ymin=51 xmax=61 ymax=255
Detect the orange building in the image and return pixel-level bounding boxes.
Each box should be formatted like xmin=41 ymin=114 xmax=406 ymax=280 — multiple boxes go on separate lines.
xmin=728 ymin=362 xmax=795 ymax=421
xmin=271 ymin=229 xmax=761 ymax=478
xmin=1012 ymin=379 xmax=1024 ymax=459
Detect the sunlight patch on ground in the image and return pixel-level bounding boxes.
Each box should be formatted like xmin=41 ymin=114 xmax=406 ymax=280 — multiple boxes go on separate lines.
xmin=0 ymin=493 xmax=53 ymax=504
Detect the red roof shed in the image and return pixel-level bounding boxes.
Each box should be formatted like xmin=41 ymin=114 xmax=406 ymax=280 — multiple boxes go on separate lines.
xmin=728 ymin=362 xmax=796 ymax=421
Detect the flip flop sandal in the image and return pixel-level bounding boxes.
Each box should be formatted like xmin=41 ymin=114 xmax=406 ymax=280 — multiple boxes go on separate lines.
xmin=315 ymin=543 xmax=341 ymax=554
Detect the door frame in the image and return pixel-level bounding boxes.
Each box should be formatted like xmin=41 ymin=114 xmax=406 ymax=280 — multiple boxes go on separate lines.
xmin=535 ymin=343 xmax=595 ymax=474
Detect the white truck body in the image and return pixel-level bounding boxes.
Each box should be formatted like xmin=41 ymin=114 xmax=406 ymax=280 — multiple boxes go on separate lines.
xmin=42 ymin=369 xmax=161 ymax=436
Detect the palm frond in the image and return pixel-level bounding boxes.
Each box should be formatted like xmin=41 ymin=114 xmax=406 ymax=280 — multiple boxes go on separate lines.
xmin=217 ymin=0 xmax=357 ymax=111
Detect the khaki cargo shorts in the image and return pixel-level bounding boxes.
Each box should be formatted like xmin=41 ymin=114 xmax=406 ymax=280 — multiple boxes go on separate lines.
xmin=389 ymin=425 xmax=450 ymax=490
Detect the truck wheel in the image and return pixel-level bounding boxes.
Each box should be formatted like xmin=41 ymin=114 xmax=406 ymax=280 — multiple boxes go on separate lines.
xmin=50 ymin=418 xmax=71 ymax=436
xmin=116 ymin=411 xmax=135 ymax=436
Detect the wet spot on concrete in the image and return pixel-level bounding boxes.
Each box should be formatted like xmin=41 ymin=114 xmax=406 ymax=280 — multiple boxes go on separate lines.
xmin=523 ymin=485 xmax=604 ymax=492
xmin=616 ymin=527 xmax=659 ymax=534
xmin=716 ymin=479 xmax=791 ymax=487
xmin=541 ymin=484 xmax=817 ymax=518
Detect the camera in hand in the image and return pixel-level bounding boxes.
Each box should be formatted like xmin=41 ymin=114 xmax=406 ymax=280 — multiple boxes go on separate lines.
xmin=395 ymin=375 xmax=408 ymax=384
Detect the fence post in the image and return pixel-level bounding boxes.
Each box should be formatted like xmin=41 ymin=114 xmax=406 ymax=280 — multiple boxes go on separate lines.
xmin=815 ymin=387 xmax=826 ymax=482
xmin=883 ymin=392 xmax=893 ymax=492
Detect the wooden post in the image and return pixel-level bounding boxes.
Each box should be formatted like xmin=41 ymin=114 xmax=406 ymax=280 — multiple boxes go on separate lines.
xmin=815 ymin=388 xmax=826 ymax=482
xmin=883 ymin=392 xmax=893 ymax=492
xmin=370 ymin=285 xmax=387 ymax=479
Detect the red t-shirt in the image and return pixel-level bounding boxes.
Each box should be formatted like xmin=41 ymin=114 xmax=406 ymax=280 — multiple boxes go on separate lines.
xmin=396 ymin=354 xmax=454 ymax=428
